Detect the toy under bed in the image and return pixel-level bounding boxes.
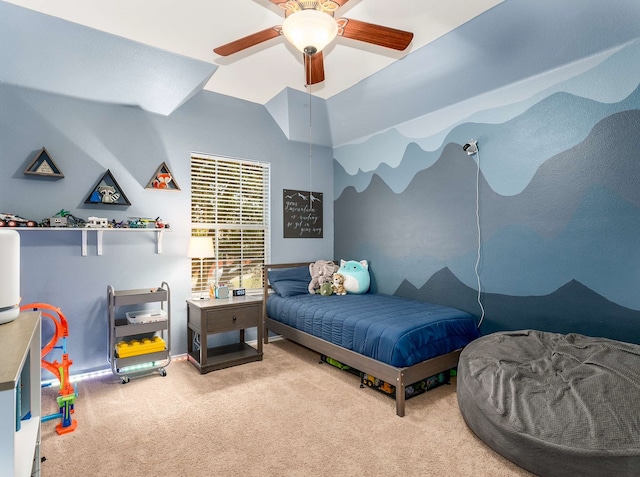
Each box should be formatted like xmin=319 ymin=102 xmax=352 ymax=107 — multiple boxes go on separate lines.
xmin=457 ymin=330 xmax=640 ymax=477
xmin=263 ymin=263 xmax=481 ymax=416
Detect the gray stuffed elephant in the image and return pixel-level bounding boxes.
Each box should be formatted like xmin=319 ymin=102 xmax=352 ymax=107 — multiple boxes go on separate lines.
xmin=308 ymin=260 xmax=338 ymax=294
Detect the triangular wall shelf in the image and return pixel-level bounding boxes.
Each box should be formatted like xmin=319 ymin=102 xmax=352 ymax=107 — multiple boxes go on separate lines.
xmin=24 ymin=147 xmax=64 ymax=178
xmin=84 ymin=169 xmax=131 ymax=206
xmin=146 ymin=162 xmax=180 ymax=190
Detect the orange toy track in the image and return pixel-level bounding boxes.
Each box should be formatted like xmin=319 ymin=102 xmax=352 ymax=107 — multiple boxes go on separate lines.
xmin=20 ymin=302 xmax=77 ymax=435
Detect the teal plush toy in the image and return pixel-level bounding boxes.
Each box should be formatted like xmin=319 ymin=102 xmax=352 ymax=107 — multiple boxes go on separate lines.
xmin=338 ymin=259 xmax=370 ymax=294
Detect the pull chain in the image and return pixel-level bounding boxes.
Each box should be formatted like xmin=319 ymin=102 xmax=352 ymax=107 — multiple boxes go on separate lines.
xmin=307 ymin=51 xmax=313 ymax=209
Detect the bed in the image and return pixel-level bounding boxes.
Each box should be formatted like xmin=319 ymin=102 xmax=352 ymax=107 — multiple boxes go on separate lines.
xmin=262 ymin=263 xmax=481 ymax=416
xmin=457 ymin=330 xmax=640 ymax=476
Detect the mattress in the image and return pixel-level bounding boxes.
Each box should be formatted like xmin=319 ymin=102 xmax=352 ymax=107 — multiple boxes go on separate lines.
xmin=266 ymin=293 xmax=480 ymax=367
xmin=457 ymin=330 xmax=640 ymax=477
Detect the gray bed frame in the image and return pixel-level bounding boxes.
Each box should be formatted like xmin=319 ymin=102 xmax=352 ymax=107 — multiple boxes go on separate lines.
xmin=262 ymin=262 xmax=462 ymax=417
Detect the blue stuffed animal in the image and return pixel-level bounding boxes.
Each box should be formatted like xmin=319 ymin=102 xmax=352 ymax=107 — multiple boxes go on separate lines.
xmin=338 ymin=259 xmax=370 ymax=294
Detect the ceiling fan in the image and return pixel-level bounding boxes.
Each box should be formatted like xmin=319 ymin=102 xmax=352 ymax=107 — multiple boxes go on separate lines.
xmin=213 ymin=0 xmax=414 ymax=85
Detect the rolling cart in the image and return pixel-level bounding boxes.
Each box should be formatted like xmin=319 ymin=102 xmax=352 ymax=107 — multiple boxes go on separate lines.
xmin=108 ymin=282 xmax=171 ymax=383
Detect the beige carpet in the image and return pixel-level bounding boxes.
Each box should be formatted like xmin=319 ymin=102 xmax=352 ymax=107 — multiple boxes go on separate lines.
xmin=40 ymin=339 xmax=533 ymax=477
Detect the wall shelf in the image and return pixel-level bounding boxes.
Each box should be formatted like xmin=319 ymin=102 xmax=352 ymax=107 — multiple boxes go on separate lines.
xmin=12 ymin=228 xmax=168 ymax=256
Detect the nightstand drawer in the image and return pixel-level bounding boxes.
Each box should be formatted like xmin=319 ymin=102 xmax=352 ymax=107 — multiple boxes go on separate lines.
xmin=205 ymin=305 xmax=259 ymax=333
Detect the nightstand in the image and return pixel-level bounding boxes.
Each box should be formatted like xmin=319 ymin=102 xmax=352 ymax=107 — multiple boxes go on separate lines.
xmin=186 ymin=295 xmax=263 ymax=374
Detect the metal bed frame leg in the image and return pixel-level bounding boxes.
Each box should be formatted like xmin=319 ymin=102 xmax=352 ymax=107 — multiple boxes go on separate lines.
xmin=396 ymin=374 xmax=406 ymax=417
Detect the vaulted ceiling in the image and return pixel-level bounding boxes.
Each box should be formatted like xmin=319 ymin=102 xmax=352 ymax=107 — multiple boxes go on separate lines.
xmin=1 ymin=0 xmax=503 ymax=104
xmin=2 ymin=0 xmax=640 ymax=146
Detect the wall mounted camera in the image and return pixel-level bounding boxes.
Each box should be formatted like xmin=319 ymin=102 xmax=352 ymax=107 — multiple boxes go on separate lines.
xmin=463 ymin=140 xmax=478 ymax=155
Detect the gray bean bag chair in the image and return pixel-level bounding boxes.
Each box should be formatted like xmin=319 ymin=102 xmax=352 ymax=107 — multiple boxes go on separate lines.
xmin=457 ymin=330 xmax=640 ymax=476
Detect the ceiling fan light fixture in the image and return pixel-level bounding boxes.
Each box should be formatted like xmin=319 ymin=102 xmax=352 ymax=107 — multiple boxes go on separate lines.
xmin=282 ymin=9 xmax=338 ymax=55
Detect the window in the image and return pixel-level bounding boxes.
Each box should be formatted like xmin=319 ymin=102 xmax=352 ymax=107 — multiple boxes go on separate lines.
xmin=191 ymin=154 xmax=270 ymax=296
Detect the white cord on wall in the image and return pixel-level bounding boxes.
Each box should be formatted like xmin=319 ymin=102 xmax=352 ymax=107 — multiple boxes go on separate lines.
xmin=473 ymin=149 xmax=486 ymax=328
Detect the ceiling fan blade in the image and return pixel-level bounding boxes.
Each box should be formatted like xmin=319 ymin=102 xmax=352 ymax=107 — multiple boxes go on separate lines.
xmin=304 ymin=52 xmax=325 ymax=85
xmin=213 ymin=27 xmax=282 ymax=56
xmin=337 ymin=18 xmax=413 ymax=51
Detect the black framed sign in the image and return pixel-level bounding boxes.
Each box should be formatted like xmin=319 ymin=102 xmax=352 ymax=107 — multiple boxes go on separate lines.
xmin=283 ymin=189 xmax=323 ymax=238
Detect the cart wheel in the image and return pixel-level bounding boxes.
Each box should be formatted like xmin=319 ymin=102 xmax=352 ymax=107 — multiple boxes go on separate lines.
xmin=121 ymin=376 xmax=130 ymax=384
xmin=159 ymin=368 xmax=167 ymax=377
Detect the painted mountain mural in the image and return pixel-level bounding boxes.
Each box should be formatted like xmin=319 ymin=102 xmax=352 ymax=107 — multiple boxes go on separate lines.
xmin=397 ymin=268 xmax=640 ymax=345
xmin=335 ymin=84 xmax=640 ymax=200
xmin=334 ymin=39 xmax=640 ymax=198
xmin=333 ymin=39 xmax=640 ymax=344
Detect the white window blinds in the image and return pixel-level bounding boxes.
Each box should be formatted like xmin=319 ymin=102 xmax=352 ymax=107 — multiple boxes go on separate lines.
xmin=191 ymin=154 xmax=270 ymax=295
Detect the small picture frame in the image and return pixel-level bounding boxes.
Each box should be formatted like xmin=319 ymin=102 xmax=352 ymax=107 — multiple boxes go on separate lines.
xmin=84 ymin=169 xmax=131 ymax=206
xmin=146 ymin=162 xmax=180 ymax=191
xmin=24 ymin=147 xmax=64 ymax=178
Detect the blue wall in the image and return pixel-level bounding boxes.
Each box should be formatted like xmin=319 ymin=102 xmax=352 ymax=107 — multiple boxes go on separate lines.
xmin=0 ymin=83 xmax=334 ymax=374
xmin=334 ymin=40 xmax=640 ymax=344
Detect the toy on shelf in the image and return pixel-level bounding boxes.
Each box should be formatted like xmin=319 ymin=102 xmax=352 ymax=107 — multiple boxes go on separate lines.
xmin=20 ymin=302 xmax=78 ymax=435
xmin=0 ymin=213 xmax=37 ymax=227
xmin=45 ymin=209 xmax=86 ymax=228
xmin=127 ymin=217 xmax=170 ymax=229
xmin=154 ymin=217 xmax=169 ymax=229
xmin=127 ymin=217 xmax=155 ymax=228
xmin=85 ymin=216 xmax=109 ymax=228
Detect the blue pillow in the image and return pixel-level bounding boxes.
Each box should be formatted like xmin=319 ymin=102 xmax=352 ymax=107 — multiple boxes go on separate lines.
xmin=269 ymin=266 xmax=311 ymax=297
xmin=271 ymin=279 xmax=310 ymax=297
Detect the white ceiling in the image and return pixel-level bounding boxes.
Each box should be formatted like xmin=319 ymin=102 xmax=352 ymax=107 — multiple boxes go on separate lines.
xmin=3 ymin=0 xmax=504 ymax=105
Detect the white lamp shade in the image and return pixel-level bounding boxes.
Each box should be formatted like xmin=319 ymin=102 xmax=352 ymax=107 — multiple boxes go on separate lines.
xmin=0 ymin=230 xmax=20 ymax=325
xmin=188 ymin=236 xmax=215 ymax=259
xmin=282 ymin=9 xmax=338 ymax=54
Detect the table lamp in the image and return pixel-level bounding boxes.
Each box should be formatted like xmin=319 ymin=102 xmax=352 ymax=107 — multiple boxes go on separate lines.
xmin=188 ymin=236 xmax=215 ymax=300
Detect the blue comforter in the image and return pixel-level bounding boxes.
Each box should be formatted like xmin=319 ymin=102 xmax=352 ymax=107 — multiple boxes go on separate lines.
xmin=267 ymin=293 xmax=480 ymax=367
